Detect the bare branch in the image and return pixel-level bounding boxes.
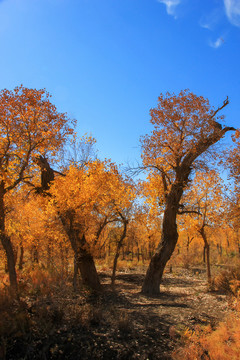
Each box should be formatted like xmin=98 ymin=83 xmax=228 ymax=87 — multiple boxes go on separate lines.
xmin=177 ymin=209 xmax=201 ymax=215
xmin=209 ymin=96 xmax=229 ymax=121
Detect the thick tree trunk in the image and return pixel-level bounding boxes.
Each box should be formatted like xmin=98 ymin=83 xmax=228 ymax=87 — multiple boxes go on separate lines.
xmin=70 ymin=233 xmax=101 ymax=292
xmin=76 ymin=244 xmax=101 ymax=291
xmin=60 ymin=213 xmax=101 ymax=292
xmin=35 ymin=157 xmax=101 ymax=291
xmin=0 ymin=181 xmax=18 ymax=297
xmin=141 ymin=118 xmax=235 ymax=295
xmin=73 ymin=235 xmax=101 ymax=291
xmin=142 ymin=206 xmax=178 ymax=294
xmin=1 ymin=234 xmax=19 ymax=297
xmin=111 ymin=220 xmax=128 ymax=287
xmin=142 ymin=171 xmax=188 ymax=295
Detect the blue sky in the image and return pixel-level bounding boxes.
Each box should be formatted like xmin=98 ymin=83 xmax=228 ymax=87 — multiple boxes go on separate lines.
xmin=0 ymin=0 xmax=239 ymax=165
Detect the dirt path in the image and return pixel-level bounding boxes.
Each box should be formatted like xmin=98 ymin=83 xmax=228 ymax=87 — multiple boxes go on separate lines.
xmin=84 ymin=269 xmax=229 ymax=360
xmin=6 ymin=269 xmax=230 ymax=360
xmin=113 ymin=270 xmax=229 ymax=329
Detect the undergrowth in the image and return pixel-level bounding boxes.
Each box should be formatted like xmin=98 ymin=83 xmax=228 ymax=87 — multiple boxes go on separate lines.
xmin=172 ymin=266 xmax=240 ymax=360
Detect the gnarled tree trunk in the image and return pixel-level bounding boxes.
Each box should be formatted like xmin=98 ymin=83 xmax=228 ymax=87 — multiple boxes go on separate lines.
xmin=0 ymin=181 xmax=19 ymax=298
xmin=142 ymin=125 xmax=234 ymax=295
xmin=76 ymin=237 xmax=101 ymax=291
xmin=36 ymin=156 xmax=101 ymax=292
xmin=142 ymin=184 xmax=181 ymax=294
xmin=60 ymin=213 xmax=101 ymax=292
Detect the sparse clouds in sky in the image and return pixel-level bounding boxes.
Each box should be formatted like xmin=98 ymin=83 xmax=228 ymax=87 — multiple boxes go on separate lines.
xmin=209 ymin=37 xmax=225 ymax=48
xmin=199 ymin=8 xmax=222 ymax=30
xmin=157 ymin=0 xmax=240 ymax=49
xmin=224 ymin=0 xmax=240 ymax=27
xmin=157 ymin=0 xmax=240 ymax=29
xmin=157 ymin=0 xmax=181 ymax=18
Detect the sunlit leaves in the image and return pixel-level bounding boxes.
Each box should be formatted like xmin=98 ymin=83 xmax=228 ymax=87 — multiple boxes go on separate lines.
xmin=0 ymin=85 xmax=75 ymax=190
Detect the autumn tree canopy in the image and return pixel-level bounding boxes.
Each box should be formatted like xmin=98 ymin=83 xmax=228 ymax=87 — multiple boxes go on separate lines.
xmin=0 ymin=85 xmax=74 ymax=295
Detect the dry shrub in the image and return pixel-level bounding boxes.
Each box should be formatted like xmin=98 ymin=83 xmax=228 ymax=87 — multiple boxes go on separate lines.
xmin=172 ymin=315 xmax=240 ymax=360
xmin=181 ymin=254 xmax=192 ymax=269
xmin=31 ymin=301 xmax=65 ymax=333
xmin=19 ymin=266 xmax=69 ymax=296
xmin=81 ymin=303 xmax=103 ymax=327
xmin=65 ymin=302 xmax=103 ymax=327
xmin=116 ymin=310 xmax=131 ymax=333
xmin=172 ymin=271 xmax=240 ymax=360
xmin=213 ymin=266 xmax=240 ymax=295
xmin=0 ymin=290 xmax=31 ymax=340
xmin=174 ymin=249 xmax=200 ymax=270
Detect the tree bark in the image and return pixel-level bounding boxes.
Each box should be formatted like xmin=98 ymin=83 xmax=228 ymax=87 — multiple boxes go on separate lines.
xmin=35 ymin=157 xmax=101 ymax=292
xmin=18 ymin=244 xmax=24 ymax=270
xmin=203 ymin=245 xmax=206 ymax=263
xmin=76 ymin=241 xmax=101 ymax=291
xmin=32 ymin=245 xmax=39 ymax=264
xmin=0 ymin=181 xmax=19 ymax=297
xmin=1 ymin=234 xmax=19 ymax=297
xmin=142 ymin=194 xmax=179 ymax=294
xmin=141 ymin=125 xmax=234 ymax=295
xmin=60 ymin=213 xmax=101 ymax=292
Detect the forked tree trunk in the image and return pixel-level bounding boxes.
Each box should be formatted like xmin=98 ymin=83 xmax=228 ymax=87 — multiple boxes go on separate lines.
xmin=186 ymin=236 xmax=194 ymax=254
xmin=60 ymin=213 xmax=102 ymax=292
xmin=111 ymin=219 xmax=128 ymax=287
xmin=36 ymin=156 xmax=101 ymax=292
xmin=141 ymin=124 xmax=234 ymax=295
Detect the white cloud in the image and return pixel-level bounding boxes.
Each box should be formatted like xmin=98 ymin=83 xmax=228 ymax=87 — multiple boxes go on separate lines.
xmin=199 ymin=8 xmax=222 ymax=30
xmin=224 ymin=0 xmax=240 ymax=27
xmin=200 ymin=21 xmax=212 ymax=30
xmin=157 ymin=0 xmax=181 ymax=18
xmin=209 ymin=37 xmax=225 ymax=48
